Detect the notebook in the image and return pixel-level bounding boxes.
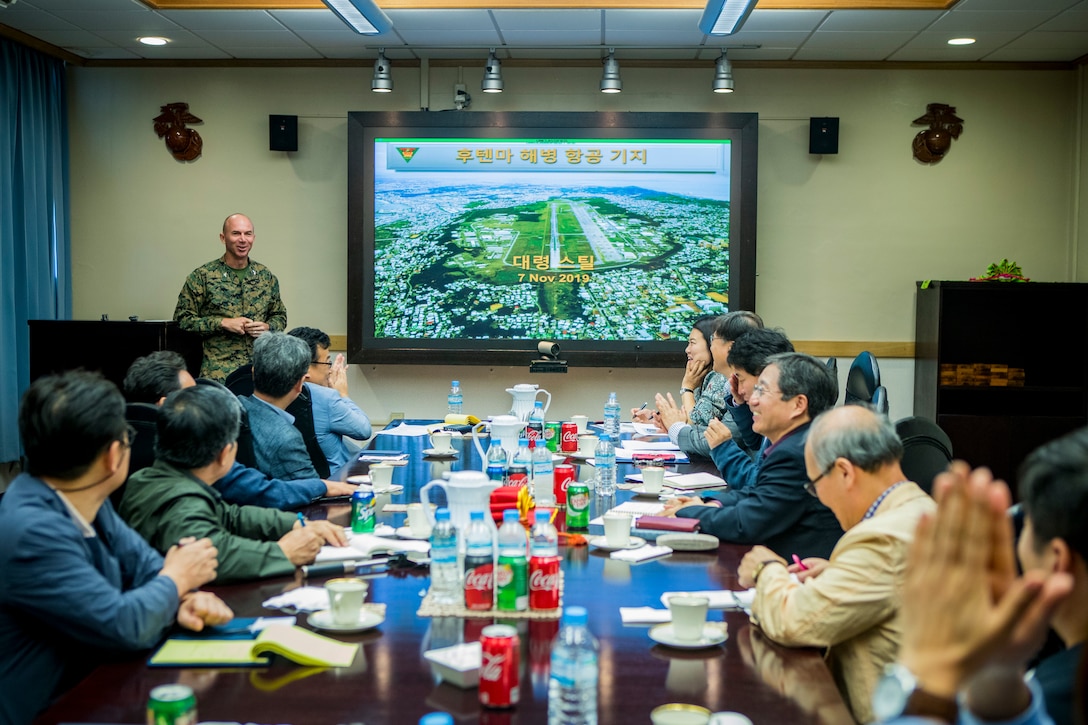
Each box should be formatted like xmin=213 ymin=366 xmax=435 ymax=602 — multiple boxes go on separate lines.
xmin=149 ymin=624 xmax=358 ymax=668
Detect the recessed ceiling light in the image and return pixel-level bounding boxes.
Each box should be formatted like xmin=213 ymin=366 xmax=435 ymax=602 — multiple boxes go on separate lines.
xmin=947 ymin=38 xmax=976 ymax=46
xmin=138 ymin=36 xmax=169 ymax=46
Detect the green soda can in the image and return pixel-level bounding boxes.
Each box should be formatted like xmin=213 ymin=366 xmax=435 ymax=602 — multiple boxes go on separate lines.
xmin=351 ymin=489 xmax=376 ymax=533
xmin=566 ymin=480 xmax=591 ymax=529
xmin=147 ymin=684 xmax=197 ymax=725
xmin=544 ymin=421 xmax=561 ymax=452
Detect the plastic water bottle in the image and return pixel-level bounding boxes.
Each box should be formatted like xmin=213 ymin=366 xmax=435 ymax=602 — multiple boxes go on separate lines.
xmin=463 ymin=510 xmax=495 ymax=610
xmin=429 ymin=508 xmax=461 ymax=606
xmin=447 ymin=380 xmax=463 ymax=414
xmin=532 ymin=438 xmax=556 ymax=507
xmin=512 ymin=438 xmax=533 ymax=488
xmin=594 ymin=433 xmax=616 ymax=496
xmin=486 ymin=438 xmax=508 ymax=483
xmin=603 ymin=392 xmax=621 ymax=438
xmin=528 ymin=400 xmax=546 ymax=441
xmin=547 ymin=606 xmax=599 ymax=725
xmin=496 ymin=509 xmax=528 ymax=612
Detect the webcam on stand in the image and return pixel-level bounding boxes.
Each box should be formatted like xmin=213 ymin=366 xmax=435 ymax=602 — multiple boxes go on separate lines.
xmin=530 ymin=340 xmax=567 ymax=373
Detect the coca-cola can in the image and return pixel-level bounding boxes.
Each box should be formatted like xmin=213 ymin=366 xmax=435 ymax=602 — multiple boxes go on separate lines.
xmin=507 ymin=465 xmax=528 ymax=488
xmin=479 ymin=624 xmax=520 ymax=708
xmin=553 ymin=464 xmax=575 ymax=505
xmin=464 ymin=553 xmax=495 ymax=611
xmin=528 ymin=556 xmax=561 ymax=610
xmin=560 ymin=422 xmax=579 ymax=453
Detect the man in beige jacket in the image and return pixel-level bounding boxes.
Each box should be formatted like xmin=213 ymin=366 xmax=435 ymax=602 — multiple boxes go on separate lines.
xmin=737 ymin=405 xmax=936 ymax=723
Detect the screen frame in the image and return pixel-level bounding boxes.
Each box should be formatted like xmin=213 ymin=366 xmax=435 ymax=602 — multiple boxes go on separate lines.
xmin=347 ymin=110 xmax=758 ymax=368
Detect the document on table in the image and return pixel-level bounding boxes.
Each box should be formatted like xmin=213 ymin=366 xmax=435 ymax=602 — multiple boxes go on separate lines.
xmin=375 ymin=422 xmax=432 ymax=437
xmin=619 ymin=440 xmax=681 ymax=452
xmin=589 ymin=500 xmax=665 ymax=527
xmin=664 ymin=472 xmax=726 ymax=489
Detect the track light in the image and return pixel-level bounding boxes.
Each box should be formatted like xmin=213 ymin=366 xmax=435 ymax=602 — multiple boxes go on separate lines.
xmin=371 ymin=49 xmax=392 ymax=93
xmin=712 ymin=51 xmax=734 ymax=93
xmin=482 ymin=49 xmax=503 ymax=94
xmin=699 ymin=0 xmax=758 ymax=35
xmin=322 ymin=0 xmax=392 ymax=35
xmin=600 ymin=50 xmax=622 ymax=94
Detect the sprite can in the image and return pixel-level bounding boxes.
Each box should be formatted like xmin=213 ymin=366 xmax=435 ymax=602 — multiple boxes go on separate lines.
xmin=351 ymin=489 xmax=376 ymax=534
xmin=566 ymin=480 xmax=590 ymax=529
xmin=495 ymin=553 xmax=529 ymax=611
xmin=544 ymin=421 xmax=561 ymax=452
xmin=147 ymin=684 xmax=197 ymax=725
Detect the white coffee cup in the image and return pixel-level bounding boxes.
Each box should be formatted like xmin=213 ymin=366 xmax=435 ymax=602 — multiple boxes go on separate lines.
xmin=326 ymin=577 xmax=367 ymax=625
xmin=642 ymin=466 xmax=665 ymax=494
xmin=667 ymin=594 xmax=710 ymax=642
xmin=603 ymin=511 xmax=632 ymax=548
xmin=570 ymin=415 xmax=589 ymax=433
xmin=429 ymin=430 xmax=454 ymax=453
xmin=369 ymin=462 xmax=394 ymax=490
xmin=577 ymin=433 xmax=598 ymax=457
xmin=407 ymin=503 xmax=431 ymax=538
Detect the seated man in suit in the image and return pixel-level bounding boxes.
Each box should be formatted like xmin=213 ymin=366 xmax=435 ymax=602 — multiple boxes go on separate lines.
xmin=736 ymin=405 xmax=936 ymax=723
xmin=123 ymin=351 xmax=355 ymax=509
xmin=662 ymin=353 xmax=844 ymax=559
xmin=239 ymin=332 xmax=321 ymax=481
xmin=0 ymin=371 xmax=231 ymax=724
xmin=121 ymin=385 xmax=347 ymax=584
xmin=288 ymin=326 xmax=372 ymax=471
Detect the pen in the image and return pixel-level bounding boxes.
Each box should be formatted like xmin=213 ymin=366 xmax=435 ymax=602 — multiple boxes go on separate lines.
xmin=639 ymin=402 xmax=648 ymax=411
xmin=791 ymin=554 xmax=809 ymax=571
xmin=297 ymin=513 xmax=307 ymax=527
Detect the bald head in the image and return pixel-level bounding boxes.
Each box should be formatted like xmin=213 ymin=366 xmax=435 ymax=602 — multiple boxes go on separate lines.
xmin=808 ymin=405 xmax=903 ymax=474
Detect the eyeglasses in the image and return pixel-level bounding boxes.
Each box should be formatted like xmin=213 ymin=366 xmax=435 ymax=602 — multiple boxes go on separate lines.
xmin=311 ymin=360 xmax=333 ymax=367
xmin=121 ymin=424 xmax=138 ymax=450
xmin=805 ymin=461 xmax=836 ymax=497
xmin=750 ymin=383 xmax=781 ymax=399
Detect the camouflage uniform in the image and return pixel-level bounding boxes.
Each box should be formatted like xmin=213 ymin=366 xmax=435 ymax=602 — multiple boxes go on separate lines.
xmin=173 ymin=257 xmax=287 ymax=381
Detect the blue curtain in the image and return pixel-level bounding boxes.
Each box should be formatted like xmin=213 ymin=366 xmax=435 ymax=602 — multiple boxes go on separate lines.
xmin=0 ymin=37 xmax=70 ymax=462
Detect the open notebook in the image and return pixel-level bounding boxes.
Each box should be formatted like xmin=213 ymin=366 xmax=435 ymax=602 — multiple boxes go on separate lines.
xmin=149 ymin=624 xmax=358 ymax=668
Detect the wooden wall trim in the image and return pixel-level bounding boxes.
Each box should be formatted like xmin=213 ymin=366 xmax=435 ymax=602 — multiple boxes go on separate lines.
xmin=327 ymin=335 xmax=915 ymax=360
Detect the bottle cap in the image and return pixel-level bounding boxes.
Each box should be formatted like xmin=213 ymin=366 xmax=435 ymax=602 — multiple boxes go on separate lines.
xmin=451 ymin=380 xmax=460 ymax=386
xmin=435 ymin=508 xmax=450 ymax=521
xmin=503 ymin=509 xmax=520 ymax=522
xmin=535 ymin=510 xmax=549 ymax=524
xmin=470 ymin=510 xmax=484 ymax=521
xmin=564 ymin=606 xmax=588 ymax=626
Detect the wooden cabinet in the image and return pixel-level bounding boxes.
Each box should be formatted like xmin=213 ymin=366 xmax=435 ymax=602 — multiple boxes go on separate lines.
xmin=914 ymin=281 xmax=1088 ymax=494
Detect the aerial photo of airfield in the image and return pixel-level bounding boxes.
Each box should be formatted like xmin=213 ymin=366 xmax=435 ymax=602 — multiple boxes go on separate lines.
xmin=372 ymin=181 xmax=731 ymax=341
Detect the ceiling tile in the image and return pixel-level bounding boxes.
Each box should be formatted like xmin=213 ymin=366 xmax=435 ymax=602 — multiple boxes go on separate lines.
xmin=604 ymin=29 xmax=707 ymax=46
xmin=952 ymin=0 xmax=1080 ymax=12
xmin=229 ymin=45 xmax=324 ymax=59
xmin=0 ymin=4 xmax=81 ymax=32
xmin=24 ymin=29 xmax=116 ymax=47
xmin=792 ymin=46 xmax=899 ymax=61
xmin=24 ymin=0 xmax=147 ymax=12
xmin=741 ymin=9 xmax=828 ymax=33
xmin=603 ymin=9 xmax=703 ymax=32
xmin=501 ymin=29 xmax=603 ymax=46
xmin=797 ymin=30 xmax=916 ymax=50
xmin=268 ymin=9 xmax=349 ymax=32
xmin=819 ymin=10 xmax=944 ymax=32
xmin=1039 ymin=9 xmax=1088 ymax=32
xmin=196 ymin=30 xmax=309 ymax=48
xmin=159 ymin=10 xmax=282 ymax=32
xmin=491 ymin=9 xmax=600 ymax=32
xmin=931 ymin=10 xmax=1057 ymax=32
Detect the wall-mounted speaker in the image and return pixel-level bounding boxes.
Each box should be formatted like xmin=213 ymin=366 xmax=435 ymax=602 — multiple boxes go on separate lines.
xmin=809 ymin=117 xmax=839 ymax=155
xmin=269 ymin=114 xmax=298 ymax=152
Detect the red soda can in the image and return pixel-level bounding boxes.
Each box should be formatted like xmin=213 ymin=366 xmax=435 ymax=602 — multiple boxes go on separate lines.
xmin=553 ymin=464 xmax=575 ymax=505
xmin=560 ymin=422 xmax=579 ymax=453
xmin=464 ymin=552 xmax=495 ymax=611
xmin=479 ymin=624 xmax=520 ymax=708
xmin=528 ymin=556 xmax=561 ymax=610
xmin=506 ymin=465 xmax=528 ymax=488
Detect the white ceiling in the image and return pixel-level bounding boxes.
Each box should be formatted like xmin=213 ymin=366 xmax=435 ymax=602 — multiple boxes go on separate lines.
xmin=1 ymin=0 xmax=1088 ymax=64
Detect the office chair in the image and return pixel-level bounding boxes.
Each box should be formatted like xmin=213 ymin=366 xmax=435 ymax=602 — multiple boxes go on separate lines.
xmin=871 ymin=386 xmax=889 ymax=416
xmin=114 ymin=402 xmax=160 ymax=508
xmin=845 ymin=351 xmax=881 ymax=406
xmin=895 ymin=416 xmax=953 ymax=496
xmin=224 ymin=364 xmax=255 ymax=397
xmin=286 ymin=385 xmax=332 ymax=479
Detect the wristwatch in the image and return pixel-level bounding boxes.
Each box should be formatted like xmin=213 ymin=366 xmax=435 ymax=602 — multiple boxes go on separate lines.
xmin=872 ymin=663 xmax=958 ymax=723
xmin=680 ymin=387 xmax=695 ymax=395
xmin=752 ymin=559 xmax=785 ymax=583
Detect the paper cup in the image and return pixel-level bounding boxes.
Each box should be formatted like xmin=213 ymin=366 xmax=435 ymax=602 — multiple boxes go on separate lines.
xmin=603 ymin=511 xmax=632 ymax=548
xmin=407 ymin=503 xmax=430 ymax=537
xmin=429 ymin=430 xmax=454 ymax=453
xmin=326 ymin=577 xmax=367 ymax=625
xmin=577 ymin=433 xmax=598 ymax=457
xmin=570 ymin=415 xmax=589 ymax=433
xmin=667 ymin=594 xmax=709 ymax=642
xmin=369 ymin=462 xmax=394 ymax=490
xmin=642 ymin=466 xmax=665 ymax=494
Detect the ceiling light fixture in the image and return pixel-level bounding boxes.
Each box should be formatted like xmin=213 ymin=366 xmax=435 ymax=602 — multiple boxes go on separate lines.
xmin=712 ymin=50 xmax=734 ymax=93
xmin=600 ymin=50 xmax=622 ymax=94
xmin=138 ymin=36 xmax=169 ymax=46
xmin=482 ymin=49 xmax=503 ymax=94
xmin=947 ymin=37 xmax=976 ymax=46
xmin=371 ymin=49 xmax=392 ymax=93
xmin=322 ymin=0 xmax=392 ymax=35
xmin=699 ymin=0 xmax=758 ymax=36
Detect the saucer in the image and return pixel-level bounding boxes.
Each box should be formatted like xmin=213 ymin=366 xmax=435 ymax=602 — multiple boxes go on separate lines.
xmin=588 ymin=535 xmax=646 ymax=552
xmin=422 ymin=448 xmax=459 ymax=458
xmin=629 ymin=485 xmax=667 ymax=498
xmin=308 ymin=608 xmax=384 ymax=633
xmin=395 ymin=526 xmax=432 ymax=540
xmin=648 ymin=622 xmax=727 ymax=650
xmin=346 ymin=523 xmax=396 ymax=537
xmin=356 ymin=484 xmax=404 ymax=496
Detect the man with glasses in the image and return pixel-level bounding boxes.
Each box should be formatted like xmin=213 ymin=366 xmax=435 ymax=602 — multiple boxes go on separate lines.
xmin=734 ymin=404 xmax=935 ymax=723
xmin=662 ymin=352 xmax=844 ymax=559
xmin=0 ymin=372 xmax=232 ymax=723
xmin=288 ymin=326 xmax=372 ymax=471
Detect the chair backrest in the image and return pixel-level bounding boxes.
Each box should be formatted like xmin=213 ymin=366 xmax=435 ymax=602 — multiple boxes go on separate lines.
xmin=286 ymin=385 xmax=332 ymax=479
xmin=871 ymin=385 xmax=889 ymax=416
xmin=234 ymin=400 xmax=259 ymax=470
xmin=115 ymin=402 xmax=160 ymax=508
xmin=895 ymin=416 xmax=953 ymax=496
xmin=844 ymin=351 xmax=881 ymax=406
xmin=225 ymin=364 xmax=255 ymax=397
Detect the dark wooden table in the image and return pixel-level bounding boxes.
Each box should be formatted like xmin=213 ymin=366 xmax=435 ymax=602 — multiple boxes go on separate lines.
xmin=36 ymin=423 xmax=850 ymax=725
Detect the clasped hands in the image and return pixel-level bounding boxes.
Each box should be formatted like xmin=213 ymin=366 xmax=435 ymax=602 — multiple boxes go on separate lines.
xmin=221 ymin=317 xmax=269 ymax=338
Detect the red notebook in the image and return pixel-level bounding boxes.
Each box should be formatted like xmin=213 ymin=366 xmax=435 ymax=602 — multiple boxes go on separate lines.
xmin=635 ymin=515 xmax=700 ymax=533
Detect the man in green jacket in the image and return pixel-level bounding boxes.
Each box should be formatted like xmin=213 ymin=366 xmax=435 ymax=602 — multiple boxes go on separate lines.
xmin=121 ymin=385 xmax=347 ymax=584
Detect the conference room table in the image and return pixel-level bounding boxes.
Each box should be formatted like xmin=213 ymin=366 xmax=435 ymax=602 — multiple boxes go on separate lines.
xmin=35 ymin=422 xmax=851 ymax=725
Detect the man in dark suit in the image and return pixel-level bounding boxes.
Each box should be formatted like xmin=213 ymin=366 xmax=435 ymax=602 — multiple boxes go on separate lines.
xmin=662 ymin=352 xmax=844 ymax=559
xmin=238 ymin=333 xmax=320 ymax=481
